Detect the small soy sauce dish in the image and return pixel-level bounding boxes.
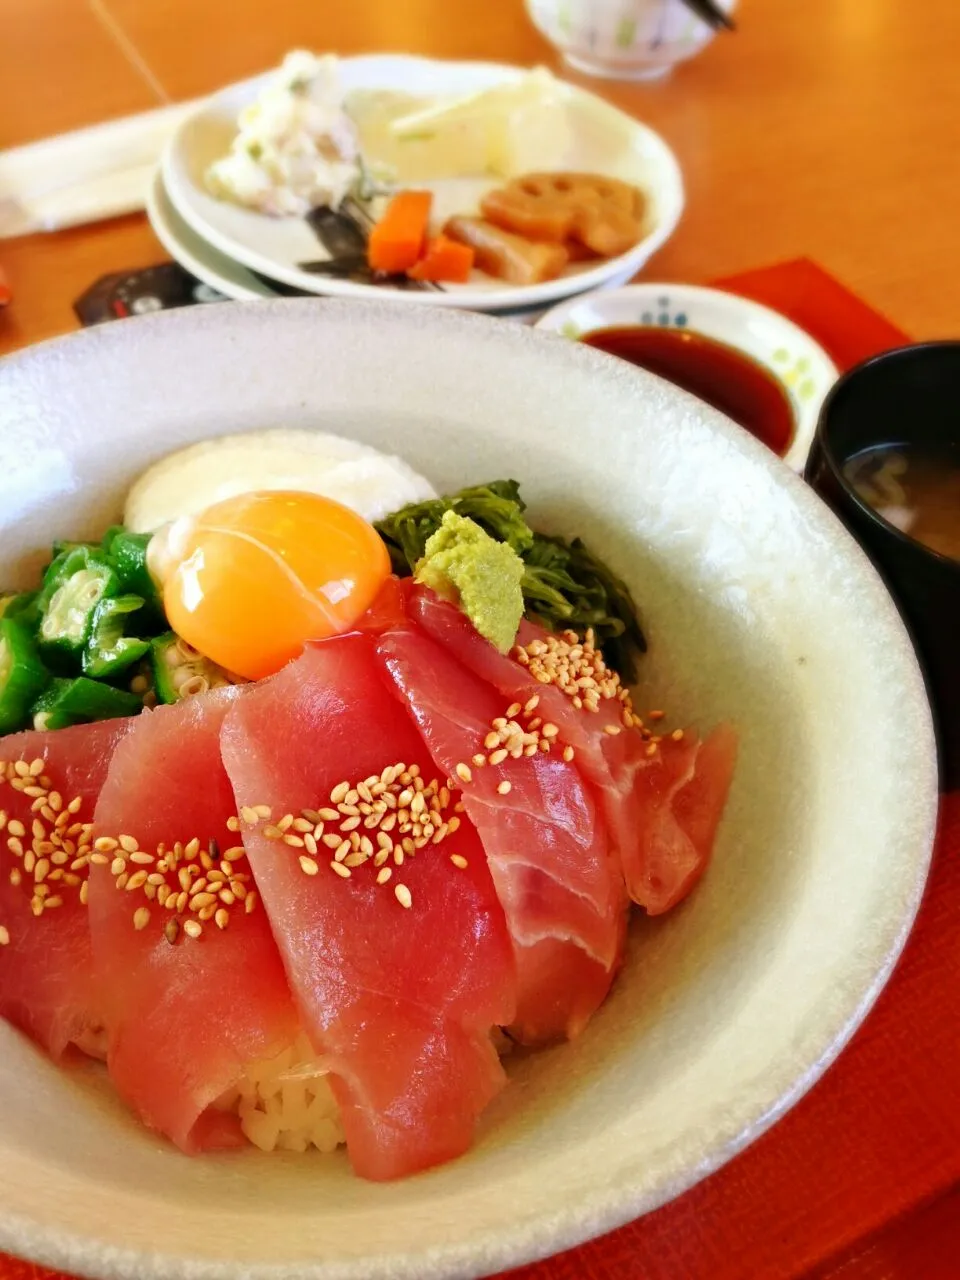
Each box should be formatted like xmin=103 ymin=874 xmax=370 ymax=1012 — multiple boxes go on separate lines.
xmin=536 ymin=284 xmax=839 ymax=473
xmin=805 ymin=342 xmax=960 ymax=788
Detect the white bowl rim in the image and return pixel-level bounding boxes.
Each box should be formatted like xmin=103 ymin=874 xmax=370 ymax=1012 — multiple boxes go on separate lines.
xmin=160 ymin=53 xmax=686 ymax=311
xmin=0 ymin=298 xmax=938 ymax=1280
xmin=535 ymin=282 xmax=840 ymax=471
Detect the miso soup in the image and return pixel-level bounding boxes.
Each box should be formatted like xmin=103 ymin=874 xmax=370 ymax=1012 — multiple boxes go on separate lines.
xmin=843 ymin=443 xmax=960 ymax=562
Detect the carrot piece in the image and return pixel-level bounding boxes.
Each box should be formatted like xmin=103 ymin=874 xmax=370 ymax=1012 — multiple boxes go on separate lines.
xmin=407 ymin=235 xmax=475 ymax=284
xmin=367 ymin=190 xmax=433 ymax=274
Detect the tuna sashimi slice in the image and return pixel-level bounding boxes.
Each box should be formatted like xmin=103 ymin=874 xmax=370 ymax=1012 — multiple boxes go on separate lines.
xmin=0 ymin=718 xmax=131 ymax=1060
xmin=631 ymin=722 xmax=739 ymax=913
xmin=88 ymin=689 xmax=300 ymax=1153
xmin=378 ymin=622 xmax=627 ymax=1046
xmin=220 ymin=637 xmax=516 ymax=1181
xmin=412 ymin=588 xmax=736 ymax=914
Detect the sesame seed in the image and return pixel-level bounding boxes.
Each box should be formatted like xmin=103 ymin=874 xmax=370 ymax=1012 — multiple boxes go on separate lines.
xmin=164 ymin=919 xmax=180 ymax=945
xmin=214 ymin=908 xmax=229 ymax=930
xmin=376 ymin=867 xmax=392 ymax=885
xmin=94 ymin=836 xmax=117 ymax=852
xmin=118 ymin=834 xmax=138 ymax=853
xmin=330 ymin=782 xmax=350 ymax=804
xmin=176 ymin=891 xmax=188 ymax=913
xmin=671 ymin=728 xmax=685 ymax=741
xmin=603 ymin=724 xmax=622 ymax=736
xmin=9 ymin=869 xmax=20 ymax=887
xmin=562 ymin=745 xmax=575 ymax=762
xmin=299 ymin=855 xmax=319 ymax=876
xmin=240 ymin=806 xmax=259 ymax=825
xmin=497 ymin=781 xmax=512 ymax=796
xmin=303 ymin=833 xmax=318 ymax=855
xmin=7 ymin=820 xmax=25 ymax=838
xmin=340 ymin=815 xmax=361 ymax=832
xmin=0 ymin=926 xmax=9 ymax=945
xmin=33 ymin=858 xmax=50 ymax=883
xmin=394 ymin=883 xmax=412 ymax=909
xmin=646 ymin=742 xmax=658 ymax=757
xmin=450 ymin=854 xmax=468 ymax=869
xmin=456 ymin=763 xmax=472 ymax=783
xmin=330 ymin=861 xmax=351 ymax=879
xmin=67 ymin=797 xmax=83 ymax=815
xmin=488 ymin=748 xmax=508 ymax=766
xmin=226 ymin=815 xmax=240 ymax=832
xmin=183 ymin=920 xmax=202 ymax=939
xmin=263 ymin=825 xmax=282 ymax=839
xmin=542 ymin=723 xmax=559 ymax=738
xmin=245 ymin=891 xmax=258 ymax=914
xmin=89 ymin=852 xmax=109 ymax=866
xmin=283 ymin=833 xmax=305 ymax=847
xmin=133 ymin=906 xmax=150 ymax=931
xmin=44 ymin=895 xmax=63 ymax=910
xmin=125 ymin=870 xmax=148 ymax=891
xmin=471 ymin=754 xmax=486 ymax=768
xmin=129 ymin=851 xmax=154 ymax=865
xmin=28 ymin=759 xmax=44 ymax=777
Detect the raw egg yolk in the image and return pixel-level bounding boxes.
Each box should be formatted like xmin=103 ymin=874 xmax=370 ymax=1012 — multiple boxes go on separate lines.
xmin=163 ymin=490 xmax=391 ymax=680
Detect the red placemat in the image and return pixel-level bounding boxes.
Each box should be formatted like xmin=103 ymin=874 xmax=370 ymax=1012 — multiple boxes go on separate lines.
xmin=2 ymin=260 xmax=955 ymax=1280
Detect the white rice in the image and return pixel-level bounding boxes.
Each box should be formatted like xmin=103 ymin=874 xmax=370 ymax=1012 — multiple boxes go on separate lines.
xmin=216 ymin=1034 xmax=346 ymax=1154
xmin=217 ymin=1028 xmax=510 ymax=1155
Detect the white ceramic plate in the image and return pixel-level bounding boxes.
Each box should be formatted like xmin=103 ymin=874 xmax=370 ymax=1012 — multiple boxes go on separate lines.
xmin=147 ymin=170 xmax=281 ymax=302
xmin=536 ymin=283 xmax=840 ymax=471
xmin=161 ymin=55 xmax=684 ymax=310
xmin=147 ymin=171 xmax=560 ymax=324
xmin=0 ymin=300 xmax=937 ymax=1280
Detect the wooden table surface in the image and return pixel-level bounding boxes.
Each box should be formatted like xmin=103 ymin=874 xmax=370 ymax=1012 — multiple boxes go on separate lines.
xmin=2 ymin=0 xmax=960 ymax=353
xmin=1 ymin=3 xmax=959 ymax=1278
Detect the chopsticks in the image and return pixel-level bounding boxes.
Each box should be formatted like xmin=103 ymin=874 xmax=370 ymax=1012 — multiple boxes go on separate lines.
xmin=679 ymin=0 xmax=736 ymax=32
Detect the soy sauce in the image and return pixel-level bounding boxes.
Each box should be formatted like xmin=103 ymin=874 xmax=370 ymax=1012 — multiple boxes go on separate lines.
xmin=583 ymin=326 xmax=795 ymax=457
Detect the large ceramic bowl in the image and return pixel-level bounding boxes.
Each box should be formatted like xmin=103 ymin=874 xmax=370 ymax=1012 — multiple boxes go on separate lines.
xmin=0 ymin=300 xmax=937 ymax=1280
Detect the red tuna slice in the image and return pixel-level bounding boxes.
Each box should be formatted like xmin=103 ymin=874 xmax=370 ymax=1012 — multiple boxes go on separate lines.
xmin=88 ymin=688 xmax=300 ymax=1153
xmin=220 ymin=637 xmax=516 ymax=1182
xmin=411 ymin=588 xmax=736 ymax=915
xmin=631 ymin=722 xmax=739 ymax=914
xmin=377 ymin=623 xmax=627 ymax=1046
xmin=0 ymin=718 xmax=131 ymax=1060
